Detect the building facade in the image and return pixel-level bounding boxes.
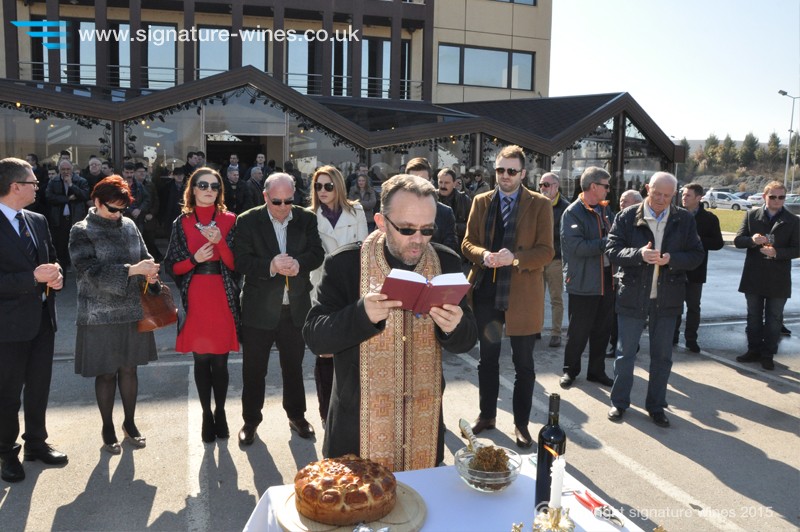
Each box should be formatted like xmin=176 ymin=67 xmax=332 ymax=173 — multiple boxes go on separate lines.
xmin=0 ymin=0 xmax=680 ymax=197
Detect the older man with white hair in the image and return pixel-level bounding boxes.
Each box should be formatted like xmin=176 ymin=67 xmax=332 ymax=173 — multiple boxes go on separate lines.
xmin=605 ymin=172 xmax=704 ymax=428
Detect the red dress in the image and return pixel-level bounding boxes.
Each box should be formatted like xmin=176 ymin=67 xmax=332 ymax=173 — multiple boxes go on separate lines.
xmin=174 ymin=205 xmax=239 ymax=354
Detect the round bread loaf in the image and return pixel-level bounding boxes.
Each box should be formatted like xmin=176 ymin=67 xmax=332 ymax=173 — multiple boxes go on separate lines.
xmin=294 ymin=454 xmax=397 ymax=526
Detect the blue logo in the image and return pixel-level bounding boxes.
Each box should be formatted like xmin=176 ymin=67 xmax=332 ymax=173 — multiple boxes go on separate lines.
xmin=11 ymin=20 xmax=68 ymax=50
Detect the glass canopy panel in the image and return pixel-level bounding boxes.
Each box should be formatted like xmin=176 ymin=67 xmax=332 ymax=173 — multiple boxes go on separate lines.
xmin=204 ymin=91 xmax=287 ymax=135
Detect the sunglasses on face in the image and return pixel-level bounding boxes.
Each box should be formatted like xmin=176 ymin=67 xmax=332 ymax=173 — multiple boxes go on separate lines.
xmin=270 ymin=198 xmax=294 ymax=206
xmin=594 ymin=182 xmax=611 ymax=190
xmin=768 ymin=195 xmax=786 ymax=200
xmin=384 ymin=215 xmax=436 ymax=236
xmin=194 ymin=181 xmax=220 ymax=191
xmin=103 ymin=203 xmax=126 ymax=213
xmin=495 ymin=167 xmax=522 ymax=177
xmin=538 ymin=182 xmax=552 ymax=188
xmin=314 ymin=182 xmax=335 ymax=192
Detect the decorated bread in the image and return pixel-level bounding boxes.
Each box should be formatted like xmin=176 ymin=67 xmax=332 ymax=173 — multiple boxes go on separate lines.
xmin=294 ymin=454 xmax=397 ymax=526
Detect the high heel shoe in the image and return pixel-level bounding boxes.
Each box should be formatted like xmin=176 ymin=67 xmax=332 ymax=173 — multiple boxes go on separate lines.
xmin=102 ymin=427 xmax=121 ymax=455
xmin=122 ymin=421 xmax=147 ymax=448
xmin=202 ymin=412 xmax=216 ymax=443
xmin=214 ymin=408 xmax=229 ymax=439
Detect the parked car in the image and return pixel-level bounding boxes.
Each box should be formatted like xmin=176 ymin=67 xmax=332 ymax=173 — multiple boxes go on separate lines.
xmin=701 ymin=190 xmax=752 ymax=210
xmin=748 ymin=193 xmax=765 ymax=207
xmin=733 ymin=191 xmax=753 ymax=200
xmin=785 ymin=195 xmax=800 ymax=215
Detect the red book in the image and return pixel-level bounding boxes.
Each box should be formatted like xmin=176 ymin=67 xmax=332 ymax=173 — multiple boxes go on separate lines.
xmin=380 ymin=269 xmax=470 ymax=315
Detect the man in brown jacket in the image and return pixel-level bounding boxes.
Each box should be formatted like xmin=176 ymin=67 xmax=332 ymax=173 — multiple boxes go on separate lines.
xmin=462 ymin=145 xmax=554 ymax=448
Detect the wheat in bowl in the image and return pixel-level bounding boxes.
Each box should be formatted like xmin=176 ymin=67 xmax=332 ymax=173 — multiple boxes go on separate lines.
xmin=454 ymin=446 xmax=522 ymax=493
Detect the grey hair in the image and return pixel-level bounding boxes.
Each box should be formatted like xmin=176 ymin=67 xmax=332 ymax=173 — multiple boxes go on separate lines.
xmin=541 ymin=171 xmax=559 ymax=184
xmin=580 ymin=166 xmax=610 ymax=190
xmin=649 ymin=172 xmax=678 ymax=191
xmin=620 ymin=189 xmax=643 ymax=203
xmin=380 ymin=173 xmax=437 ymax=216
xmin=263 ymin=172 xmax=295 ymax=192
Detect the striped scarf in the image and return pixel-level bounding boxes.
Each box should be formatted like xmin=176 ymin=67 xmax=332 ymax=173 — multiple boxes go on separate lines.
xmin=483 ymin=189 xmax=519 ymax=311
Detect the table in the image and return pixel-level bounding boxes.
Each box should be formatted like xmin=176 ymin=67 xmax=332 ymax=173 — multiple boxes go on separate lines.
xmin=244 ymin=455 xmax=644 ymax=531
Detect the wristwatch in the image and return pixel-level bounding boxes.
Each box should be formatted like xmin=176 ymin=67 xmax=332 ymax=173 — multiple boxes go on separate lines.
xmin=512 ymin=257 xmax=520 ymax=267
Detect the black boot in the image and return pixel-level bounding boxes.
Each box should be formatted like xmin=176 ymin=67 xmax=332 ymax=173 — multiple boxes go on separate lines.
xmin=214 ymin=408 xmax=229 ymax=439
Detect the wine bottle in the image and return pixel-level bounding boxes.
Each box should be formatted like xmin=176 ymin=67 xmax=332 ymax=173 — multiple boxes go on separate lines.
xmin=535 ymin=393 xmax=567 ymax=509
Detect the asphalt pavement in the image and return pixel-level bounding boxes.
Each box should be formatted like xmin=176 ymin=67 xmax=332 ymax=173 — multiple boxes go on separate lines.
xmin=1 ymin=241 xmax=798 ymax=532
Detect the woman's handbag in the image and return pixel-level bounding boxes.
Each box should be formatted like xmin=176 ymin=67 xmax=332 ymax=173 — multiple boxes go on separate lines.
xmin=138 ymin=282 xmax=178 ymax=332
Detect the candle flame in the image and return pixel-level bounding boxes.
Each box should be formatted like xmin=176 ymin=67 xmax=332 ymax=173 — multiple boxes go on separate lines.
xmin=544 ymin=445 xmax=559 ymax=458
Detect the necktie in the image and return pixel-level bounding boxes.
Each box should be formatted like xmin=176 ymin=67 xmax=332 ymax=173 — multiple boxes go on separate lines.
xmin=502 ymin=196 xmax=513 ymax=227
xmin=15 ymin=212 xmax=38 ymax=264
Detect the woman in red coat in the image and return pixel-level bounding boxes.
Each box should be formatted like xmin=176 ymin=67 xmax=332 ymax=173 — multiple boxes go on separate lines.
xmin=164 ymin=168 xmax=240 ymax=442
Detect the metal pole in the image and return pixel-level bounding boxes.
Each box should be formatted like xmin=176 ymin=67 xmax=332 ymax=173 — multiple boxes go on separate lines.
xmin=783 ymin=96 xmax=795 ymax=186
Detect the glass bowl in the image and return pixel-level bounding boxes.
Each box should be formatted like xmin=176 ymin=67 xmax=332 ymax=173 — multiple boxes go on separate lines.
xmin=454 ymin=446 xmax=522 ymax=493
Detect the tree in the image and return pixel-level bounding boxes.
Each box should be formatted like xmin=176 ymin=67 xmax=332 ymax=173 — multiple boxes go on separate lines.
xmin=766 ymin=132 xmax=782 ymax=172
xmin=675 ymin=137 xmax=697 ymax=180
xmin=719 ymin=135 xmax=737 ymax=170
xmin=738 ymin=133 xmax=759 ymax=167
xmin=703 ymin=134 xmax=721 ymax=170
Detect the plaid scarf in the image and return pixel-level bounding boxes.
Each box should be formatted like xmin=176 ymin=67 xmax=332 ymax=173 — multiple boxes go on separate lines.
xmin=483 ymin=188 xmax=519 ymax=311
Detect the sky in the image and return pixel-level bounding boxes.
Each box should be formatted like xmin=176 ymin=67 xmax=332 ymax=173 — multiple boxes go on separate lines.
xmin=550 ymin=0 xmax=800 ymax=144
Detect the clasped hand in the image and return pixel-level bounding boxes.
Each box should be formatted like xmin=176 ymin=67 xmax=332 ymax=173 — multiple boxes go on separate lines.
xmin=483 ymin=248 xmax=514 ymax=268
xmin=640 ymin=242 xmax=670 ymax=266
xmin=34 ymin=263 xmax=63 ymax=290
xmin=271 ymin=253 xmax=299 ymax=277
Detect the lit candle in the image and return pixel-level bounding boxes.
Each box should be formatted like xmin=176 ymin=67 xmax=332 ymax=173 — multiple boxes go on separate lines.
xmin=549 ymin=456 xmax=565 ymax=509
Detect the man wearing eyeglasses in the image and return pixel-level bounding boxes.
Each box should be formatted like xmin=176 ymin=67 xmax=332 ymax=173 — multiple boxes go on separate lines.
xmin=44 ymin=159 xmax=89 ymax=270
xmin=559 ymin=167 xmax=616 ymax=390
xmin=606 ymin=172 xmax=704 ymax=427
xmin=538 ymin=172 xmax=570 ymax=348
xmin=233 ymin=173 xmax=324 ymax=445
xmin=734 ymin=181 xmax=799 ymax=371
xmin=304 ymin=174 xmax=477 ymax=470
xmin=462 ymin=145 xmax=554 ymax=449
xmin=0 ymin=158 xmax=67 ymax=482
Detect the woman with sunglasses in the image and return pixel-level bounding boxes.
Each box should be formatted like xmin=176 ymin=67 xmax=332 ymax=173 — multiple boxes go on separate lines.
xmin=309 ymin=165 xmax=368 ymax=428
xmin=164 ymin=168 xmax=240 ymax=442
xmin=68 ymin=176 xmax=161 ymax=454
xmin=348 ymin=172 xmax=377 ymax=233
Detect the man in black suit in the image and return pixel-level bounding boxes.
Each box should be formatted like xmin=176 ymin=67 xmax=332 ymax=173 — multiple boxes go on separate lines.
xmin=0 ymin=157 xmax=68 ymax=483
xmin=405 ymin=157 xmax=459 ymax=254
xmin=234 ymin=173 xmax=324 ymax=445
xmin=674 ymin=183 xmax=724 ymax=352
xmin=44 ymin=159 xmax=89 ymax=269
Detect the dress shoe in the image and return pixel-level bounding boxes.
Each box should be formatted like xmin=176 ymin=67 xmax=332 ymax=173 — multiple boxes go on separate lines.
xmin=122 ymin=422 xmax=146 ymax=449
xmin=736 ymin=351 xmax=761 ymax=363
xmin=686 ymin=340 xmax=701 ymax=353
xmin=761 ymin=358 xmax=775 ymax=370
xmin=101 ymin=427 xmax=121 ymax=455
xmin=470 ymin=417 xmax=496 ymax=435
xmin=0 ymin=450 xmax=25 ymax=482
xmin=215 ymin=409 xmax=229 ymax=439
xmin=607 ymin=406 xmax=625 ymax=422
xmin=514 ymin=425 xmax=534 ymax=449
xmin=201 ymin=412 xmax=216 ymax=443
xmin=781 ymin=325 xmax=791 ymax=336
xmin=586 ymin=373 xmax=614 ymax=387
xmin=289 ymin=418 xmax=315 ymax=439
xmin=649 ymin=412 xmax=670 ymax=427
xmin=548 ymin=335 xmax=561 ymax=348
xmin=238 ymin=424 xmax=257 ymax=446
xmin=24 ymin=444 xmax=68 ymax=465
xmin=559 ymin=373 xmax=575 ymax=389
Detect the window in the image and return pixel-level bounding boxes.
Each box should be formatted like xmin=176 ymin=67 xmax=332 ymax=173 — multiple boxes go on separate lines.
xmin=287 ymin=35 xmax=322 ymax=95
xmin=198 ymin=27 xmax=230 ymax=79
xmin=147 ymin=25 xmax=177 ymax=88
xmin=437 ymin=44 xmax=534 ymax=91
xmin=362 ymin=38 xmax=410 ymax=98
xmin=242 ymin=30 xmax=267 ymax=71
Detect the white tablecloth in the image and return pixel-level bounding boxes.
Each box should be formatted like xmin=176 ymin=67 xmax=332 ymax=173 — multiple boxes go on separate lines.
xmin=244 ymin=456 xmax=644 ymax=532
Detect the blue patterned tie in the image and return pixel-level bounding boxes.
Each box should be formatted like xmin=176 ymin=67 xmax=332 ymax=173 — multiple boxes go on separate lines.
xmin=502 ymin=196 xmax=513 ymax=227
xmin=16 ymin=212 xmax=38 ymax=264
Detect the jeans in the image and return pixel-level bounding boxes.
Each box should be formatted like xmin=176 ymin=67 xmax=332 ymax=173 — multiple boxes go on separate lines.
xmin=675 ymin=282 xmax=703 ymax=342
xmin=611 ymin=300 xmax=677 ymax=414
xmin=744 ymin=293 xmax=786 ymax=358
xmin=473 ymin=302 xmax=536 ymax=426
xmin=543 ymin=259 xmax=564 ymax=336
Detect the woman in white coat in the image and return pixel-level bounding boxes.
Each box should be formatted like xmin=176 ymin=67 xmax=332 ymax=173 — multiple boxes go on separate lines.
xmin=309 ymin=165 xmax=368 ymax=427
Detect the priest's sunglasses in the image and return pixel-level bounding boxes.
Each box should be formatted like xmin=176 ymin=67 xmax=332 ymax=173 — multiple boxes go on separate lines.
xmin=384 ymin=216 xmax=436 ymax=237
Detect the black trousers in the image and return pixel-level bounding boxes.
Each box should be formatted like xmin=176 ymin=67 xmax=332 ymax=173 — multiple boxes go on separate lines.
xmin=240 ymin=306 xmax=306 ymax=425
xmin=562 ymin=274 xmax=614 ymax=378
xmin=675 ymin=282 xmax=704 ymax=342
xmin=473 ymin=302 xmax=536 ymax=427
xmin=0 ymin=306 xmax=55 ymax=451
xmin=51 ymin=215 xmax=72 ymax=268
